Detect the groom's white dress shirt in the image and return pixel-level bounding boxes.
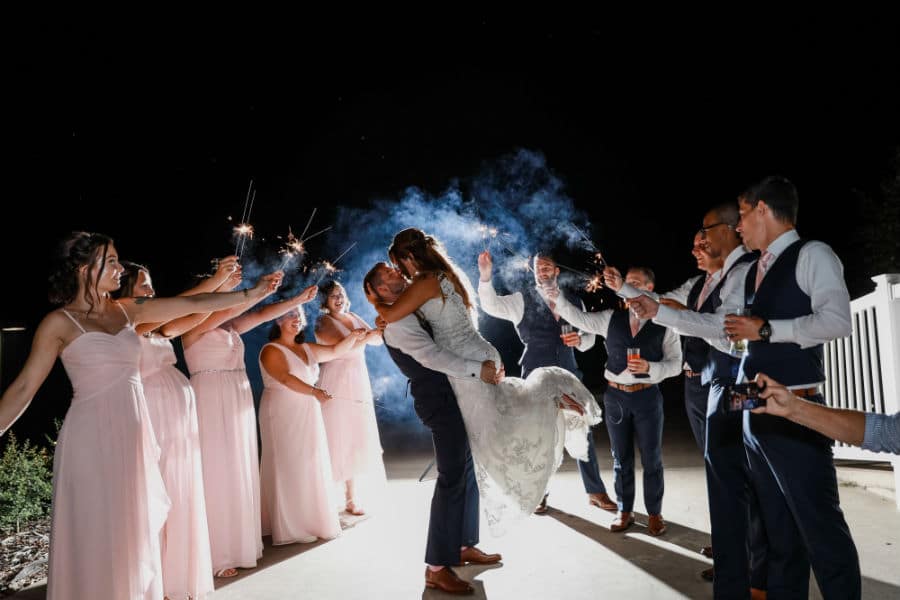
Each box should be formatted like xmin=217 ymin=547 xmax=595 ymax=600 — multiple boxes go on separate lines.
xmin=383 ymin=314 xmax=483 ymax=380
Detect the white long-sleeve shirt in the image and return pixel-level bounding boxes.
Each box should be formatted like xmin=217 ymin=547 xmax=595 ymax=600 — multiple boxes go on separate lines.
xmin=649 ymin=246 xmax=753 ymax=354
xmin=383 ymin=314 xmax=483 ymax=380
xmin=617 ymin=274 xmax=705 ymax=307
xmin=477 ymin=280 xmax=596 ymax=352
xmin=751 ymin=230 xmax=851 ymax=348
xmin=552 ymin=294 xmax=682 ymax=385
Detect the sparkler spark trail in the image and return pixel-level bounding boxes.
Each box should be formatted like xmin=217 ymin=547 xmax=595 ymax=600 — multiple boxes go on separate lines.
xmin=585 ymin=273 xmax=604 ymax=293
xmin=299 ymin=207 xmax=317 ymax=241
xmin=312 ymin=241 xmax=358 ymax=285
xmin=234 ymin=181 xmax=257 ymax=260
xmin=300 ymin=225 xmax=332 ymax=244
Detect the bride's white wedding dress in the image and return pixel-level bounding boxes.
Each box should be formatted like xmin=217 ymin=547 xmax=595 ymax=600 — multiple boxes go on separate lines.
xmin=419 ymin=276 xmax=602 ymax=535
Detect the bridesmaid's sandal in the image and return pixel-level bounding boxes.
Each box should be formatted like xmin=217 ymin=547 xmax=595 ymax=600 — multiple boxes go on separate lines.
xmin=345 ymin=500 xmax=366 ymax=516
xmin=215 ymin=568 xmax=239 ymax=578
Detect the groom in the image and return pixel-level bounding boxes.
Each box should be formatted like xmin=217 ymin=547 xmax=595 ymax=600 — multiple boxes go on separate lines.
xmin=363 ymin=261 xmax=502 ymax=595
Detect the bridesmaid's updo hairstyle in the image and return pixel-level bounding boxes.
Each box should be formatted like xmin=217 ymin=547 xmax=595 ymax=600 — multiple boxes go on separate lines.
xmin=318 ymin=280 xmax=349 ymax=313
xmin=48 ymin=231 xmax=114 ymax=313
xmin=268 ymin=309 xmax=306 ymax=344
xmin=388 ymin=228 xmax=473 ymax=309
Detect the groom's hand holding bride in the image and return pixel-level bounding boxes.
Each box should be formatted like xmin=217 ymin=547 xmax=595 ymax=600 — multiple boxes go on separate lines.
xmin=480 ymin=360 xmax=505 ymax=385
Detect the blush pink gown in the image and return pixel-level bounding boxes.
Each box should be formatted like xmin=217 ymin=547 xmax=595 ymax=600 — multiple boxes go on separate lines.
xmin=138 ymin=334 xmax=214 ymax=599
xmin=315 ymin=313 xmax=386 ymax=498
xmin=258 ymin=343 xmax=341 ymax=543
xmin=184 ymin=327 xmax=262 ymax=574
xmin=48 ymin=309 xmax=170 ymax=599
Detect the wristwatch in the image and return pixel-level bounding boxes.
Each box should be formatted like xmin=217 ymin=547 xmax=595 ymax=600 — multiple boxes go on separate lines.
xmin=758 ymin=320 xmax=772 ymax=342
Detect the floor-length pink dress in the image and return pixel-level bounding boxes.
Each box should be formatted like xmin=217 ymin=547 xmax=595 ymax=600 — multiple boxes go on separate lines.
xmin=259 ymin=342 xmax=341 ymax=543
xmin=315 ymin=314 xmax=386 ymax=495
xmin=184 ymin=327 xmax=262 ymax=574
xmin=138 ymin=334 xmax=214 ymax=598
xmin=48 ymin=309 xmax=170 ymax=600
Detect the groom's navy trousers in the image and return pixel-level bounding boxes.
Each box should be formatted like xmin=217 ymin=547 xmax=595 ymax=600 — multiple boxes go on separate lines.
xmin=385 ymin=342 xmax=479 ymax=566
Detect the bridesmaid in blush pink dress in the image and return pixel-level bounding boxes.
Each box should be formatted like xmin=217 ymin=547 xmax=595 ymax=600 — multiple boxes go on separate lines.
xmin=259 ymin=308 xmax=366 ymax=544
xmin=314 ymin=281 xmax=387 ymax=515
xmin=115 ymin=258 xmax=241 ymax=599
xmin=0 ymin=232 xmax=275 ymax=600
xmin=182 ymin=278 xmax=319 ymax=577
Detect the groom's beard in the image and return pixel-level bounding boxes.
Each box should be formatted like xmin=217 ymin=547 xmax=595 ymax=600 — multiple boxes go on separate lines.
xmin=388 ymin=280 xmax=407 ymax=296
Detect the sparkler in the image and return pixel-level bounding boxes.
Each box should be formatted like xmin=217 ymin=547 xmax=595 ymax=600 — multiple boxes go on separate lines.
xmin=234 ymin=181 xmax=256 ymax=260
xmin=478 ymin=224 xmax=499 ymax=251
xmin=313 ymin=241 xmax=358 ymax=285
xmin=277 ymin=228 xmax=307 ymax=271
xmin=301 ymin=225 xmax=332 ymax=245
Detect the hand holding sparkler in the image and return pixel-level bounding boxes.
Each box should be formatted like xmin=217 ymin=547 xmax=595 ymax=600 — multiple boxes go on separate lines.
xmin=477 ymin=251 xmax=493 ymax=282
xmin=603 ymin=266 xmax=624 ymax=292
xmin=210 ymin=256 xmax=240 ymax=286
xmin=294 ymin=285 xmax=318 ymax=305
xmin=249 ymin=271 xmax=284 ymax=300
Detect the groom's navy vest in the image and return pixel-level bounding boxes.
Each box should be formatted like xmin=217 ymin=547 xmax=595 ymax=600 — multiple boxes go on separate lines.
xmin=605 ymin=310 xmax=666 ymax=375
xmin=514 ymin=287 xmax=581 ymax=377
xmin=741 ymin=239 xmax=825 ymax=386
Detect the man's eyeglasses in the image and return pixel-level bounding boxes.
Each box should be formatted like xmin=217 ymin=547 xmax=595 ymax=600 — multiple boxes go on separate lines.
xmin=698 ymin=222 xmax=733 ymax=239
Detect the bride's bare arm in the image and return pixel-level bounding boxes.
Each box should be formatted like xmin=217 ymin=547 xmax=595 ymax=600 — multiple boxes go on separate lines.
xmin=374 ymin=276 xmax=441 ymax=323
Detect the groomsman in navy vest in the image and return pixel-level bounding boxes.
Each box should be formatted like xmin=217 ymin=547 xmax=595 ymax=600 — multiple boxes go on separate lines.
xmin=552 ymin=267 xmax=682 ymax=536
xmin=605 ymin=232 xmax=723 ymax=452
xmin=477 ymin=250 xmax=616 ymax=513
xmin=724 ymin=176 xmax=860 ymax=599
xmin=629 ymin=202 xmax=769 ymax=598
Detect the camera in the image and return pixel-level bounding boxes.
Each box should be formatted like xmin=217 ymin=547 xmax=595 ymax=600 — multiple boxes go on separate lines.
xmin=724 ymin=381 xmax=766 ymax=411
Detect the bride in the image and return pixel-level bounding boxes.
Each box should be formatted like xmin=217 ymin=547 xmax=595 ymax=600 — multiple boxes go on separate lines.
xmin=372 ymin=228 xmax=602 ymax=534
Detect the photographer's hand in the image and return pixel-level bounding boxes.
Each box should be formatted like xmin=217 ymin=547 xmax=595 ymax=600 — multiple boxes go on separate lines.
xmin=752 ymin=373 xmax=795 ymax=416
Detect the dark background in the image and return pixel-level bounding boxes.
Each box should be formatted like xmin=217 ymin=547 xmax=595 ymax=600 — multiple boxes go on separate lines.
xmin=3 ymin=17 xmax=900 ymax=447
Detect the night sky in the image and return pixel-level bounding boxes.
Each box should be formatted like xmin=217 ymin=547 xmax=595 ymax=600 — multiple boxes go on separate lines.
xmin=4 ymin=18 xmax=900 ymax=444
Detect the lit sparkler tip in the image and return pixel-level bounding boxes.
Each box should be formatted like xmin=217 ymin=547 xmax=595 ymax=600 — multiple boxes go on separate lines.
xmin=585 ymin=274 xmax=604 ymax=293
xmin=489 ymin=227 xmax=498 ymax=238
xmin=234 ymin=224 xmax=254 ymax=237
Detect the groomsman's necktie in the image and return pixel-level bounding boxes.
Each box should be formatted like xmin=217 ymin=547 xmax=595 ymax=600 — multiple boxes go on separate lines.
xmin=755 ymin=251 xmax=774 ymax=291
xmin=630 ymin=313 xmax=641 ymax=337
xmin=696 ymin=274 xmax=714 ymax=309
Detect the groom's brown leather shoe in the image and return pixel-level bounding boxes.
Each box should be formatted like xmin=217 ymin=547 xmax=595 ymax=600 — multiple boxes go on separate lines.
xmin=458 ymin=546 xmax=502 ymax=566
xmin=588 ymin=492 xmax=617 ymax=511
xmin=610 ymin=511 xmax=635 ymax=532
xmin=425 ymin=567 xmax=474 ymax=595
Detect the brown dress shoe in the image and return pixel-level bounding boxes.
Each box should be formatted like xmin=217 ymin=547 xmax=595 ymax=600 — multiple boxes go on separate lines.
xmin=647 ymin=514 xmax=667 ymax=536
xmin=750 ymin=588 xmax=767 ymax=600
xmin=610 ymin=511 xmax=635 ymax=532
xmin=425 ymin=567 xmax=474 ymax=595
xmin=700 ymin=567 xmax=714 ymax=582
xmin=458 ymin=546 xmax=502 ymax=566
xmin=534 ymin=493 xmax=549 ymax=515
xmin=588 ymin=492 xmax=617 ymax=511
xmin=700 ymin=545 xmax=713 ymax=558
